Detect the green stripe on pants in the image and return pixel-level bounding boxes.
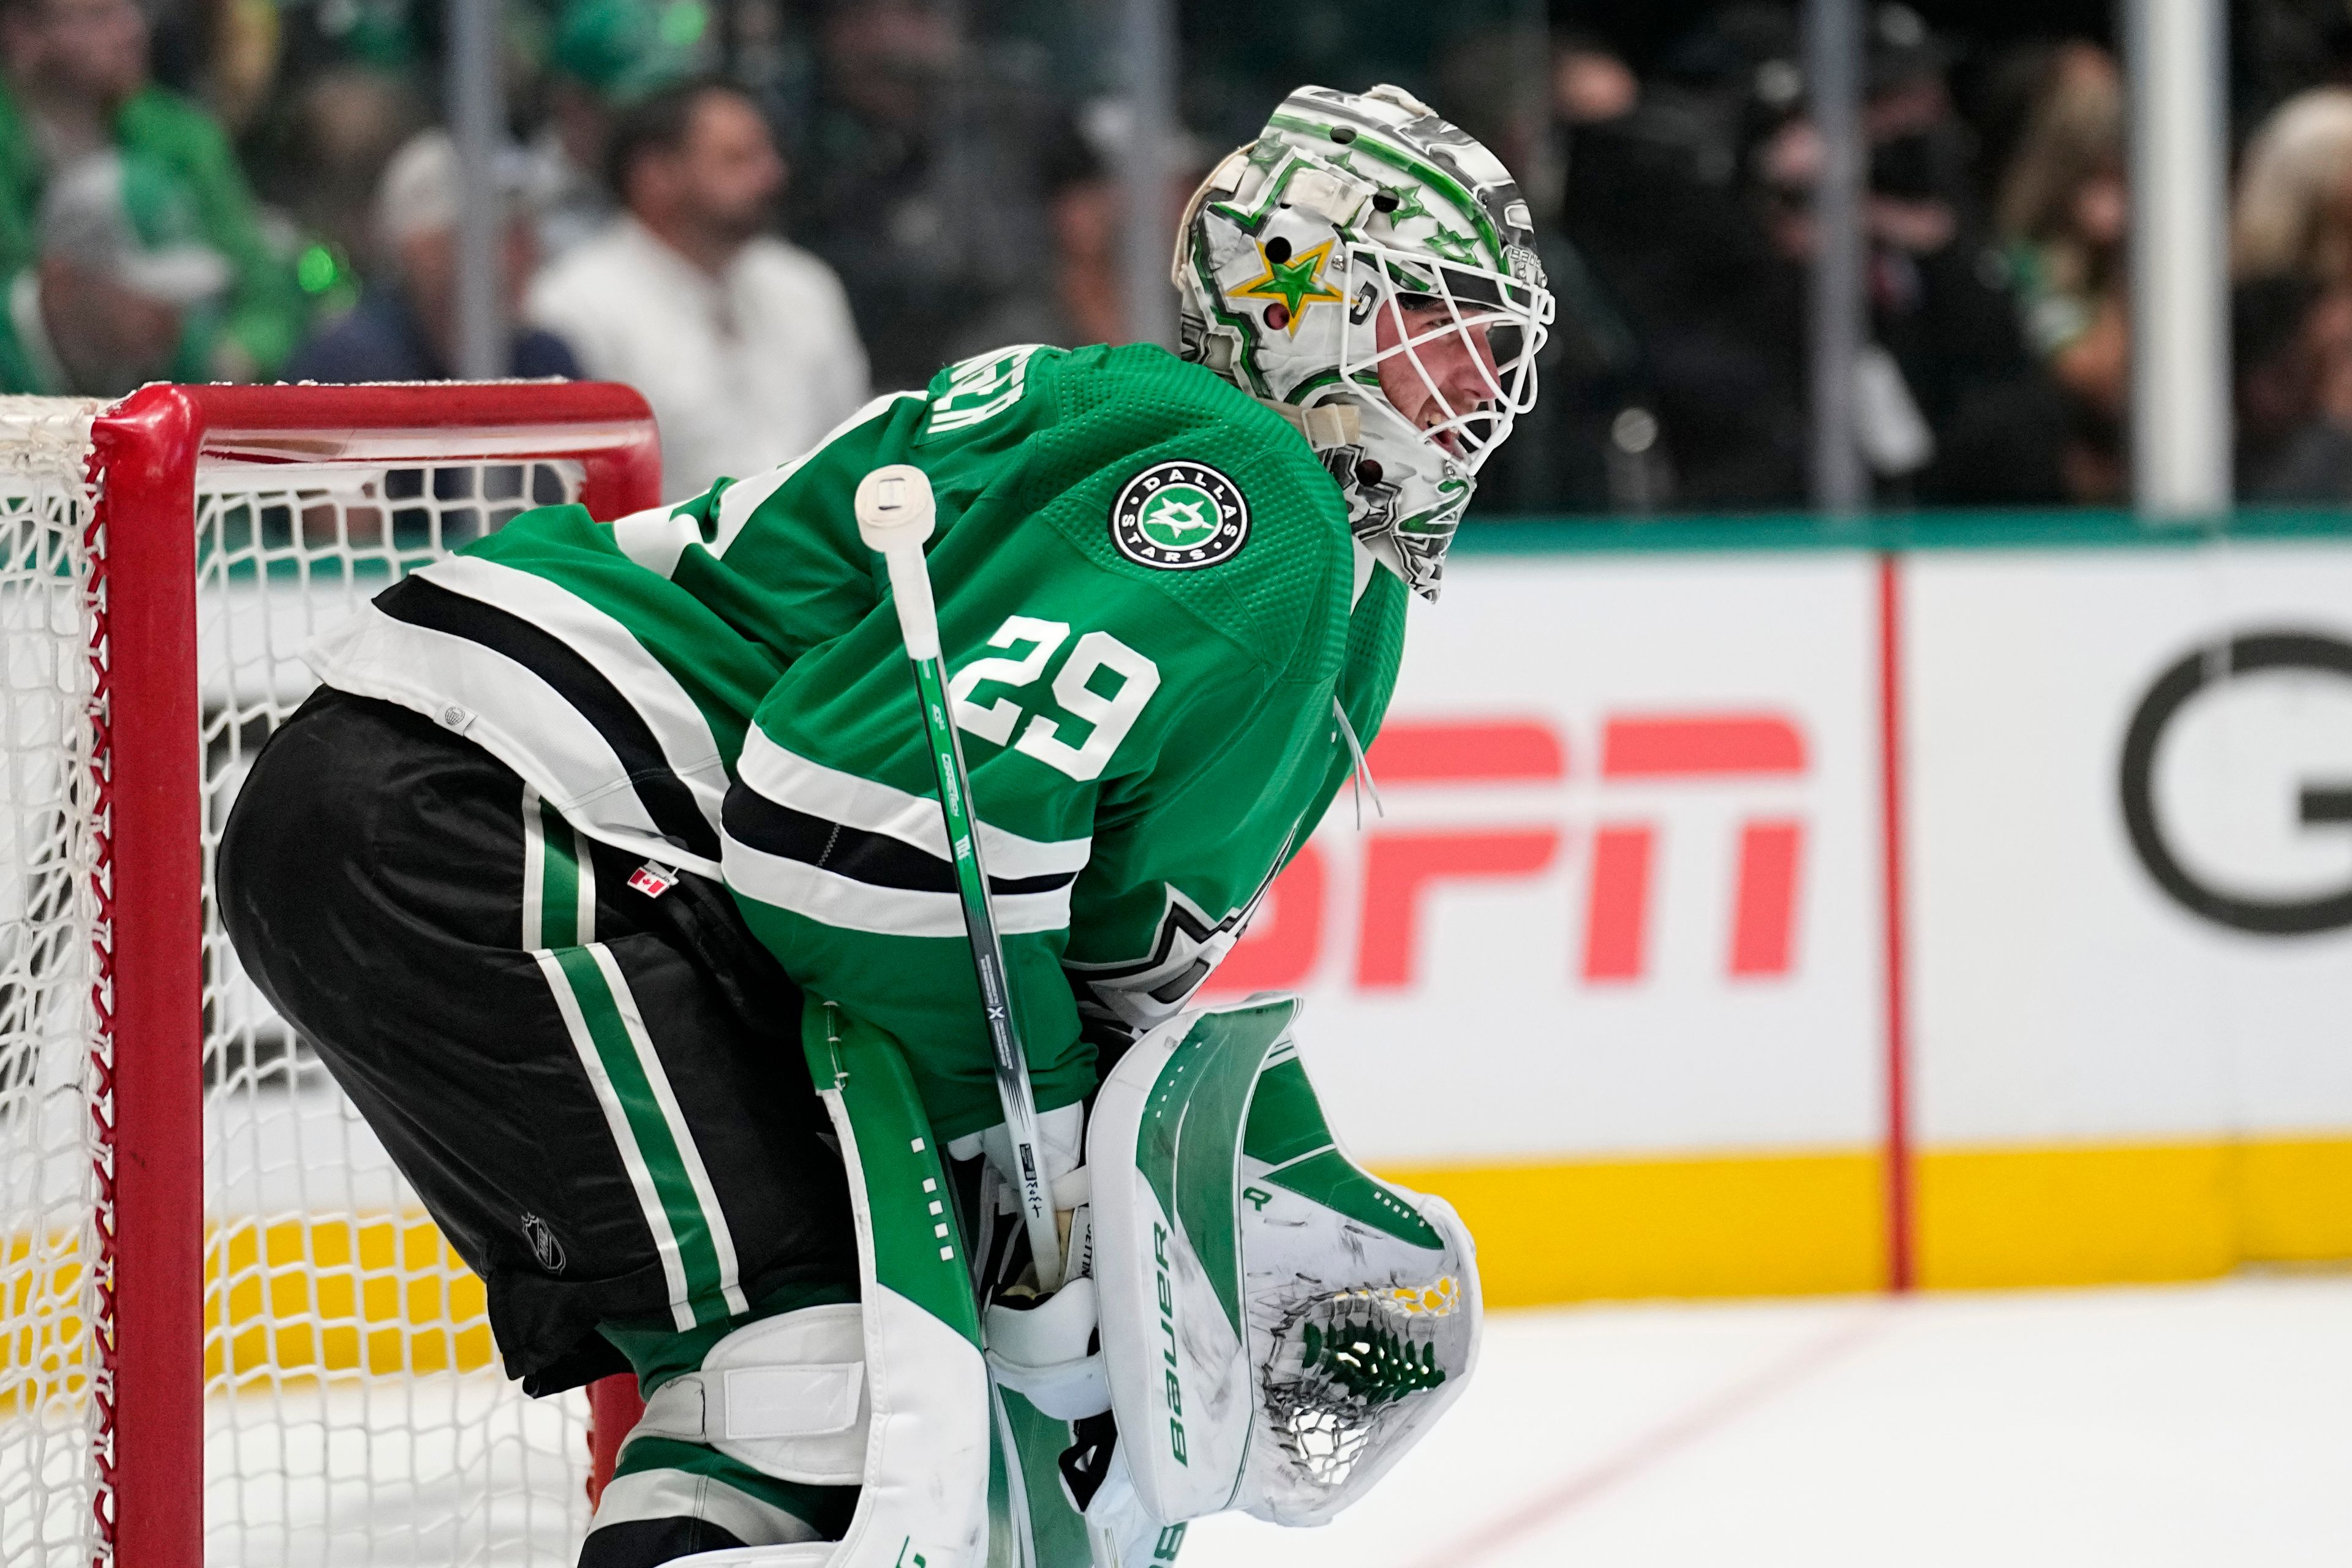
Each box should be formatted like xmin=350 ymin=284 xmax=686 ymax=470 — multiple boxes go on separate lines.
xmin=540 ymin=799 xmax=581 ymax=945
xmin=524 ymin=786 xmax=593 ymax=948
xmin=541 ymin=944 xmax=745 ymax=1325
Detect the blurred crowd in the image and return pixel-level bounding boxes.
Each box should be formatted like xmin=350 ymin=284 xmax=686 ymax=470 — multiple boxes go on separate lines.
xmin=0 ymin=0 xmax=1121 ymax=498
xmin=12 ymin=0 xmax=2352 ymax=510
xmin=1509 ymin=1 xmax=2352 ymax=510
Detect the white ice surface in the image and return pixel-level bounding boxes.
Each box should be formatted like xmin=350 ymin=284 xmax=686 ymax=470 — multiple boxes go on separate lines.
xmin=1189 ymin=1276 xmax=2352 ymax=1567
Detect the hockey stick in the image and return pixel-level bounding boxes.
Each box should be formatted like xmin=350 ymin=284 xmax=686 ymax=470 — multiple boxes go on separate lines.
xmin=855 ymin=463 xmax=1066 ymax=1294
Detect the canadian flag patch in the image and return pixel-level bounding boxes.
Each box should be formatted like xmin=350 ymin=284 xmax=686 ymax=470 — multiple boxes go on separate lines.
xmin=627 ymin=862 xmax=678 ymax=899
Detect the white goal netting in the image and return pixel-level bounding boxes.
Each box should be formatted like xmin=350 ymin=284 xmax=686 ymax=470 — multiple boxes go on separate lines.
xmin=0 ymin=394 xmax=594 ymax=1566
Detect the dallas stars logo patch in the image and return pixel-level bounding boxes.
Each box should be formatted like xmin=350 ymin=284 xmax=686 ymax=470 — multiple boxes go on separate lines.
xmin=1110 ymin=462 xmax=1250 ymax=571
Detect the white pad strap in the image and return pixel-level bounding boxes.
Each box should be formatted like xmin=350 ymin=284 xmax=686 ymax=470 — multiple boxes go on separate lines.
xmin=627 ymin=1303 xmax=871 ymax=1487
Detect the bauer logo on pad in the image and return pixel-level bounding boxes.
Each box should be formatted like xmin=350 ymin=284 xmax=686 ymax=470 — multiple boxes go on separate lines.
xmin=1110 ymin=461 xmax=1250 ymax=571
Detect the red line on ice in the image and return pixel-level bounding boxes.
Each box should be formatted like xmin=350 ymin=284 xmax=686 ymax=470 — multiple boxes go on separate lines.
xmin=1415 ymin=1309 xmax=1891 ymax=1568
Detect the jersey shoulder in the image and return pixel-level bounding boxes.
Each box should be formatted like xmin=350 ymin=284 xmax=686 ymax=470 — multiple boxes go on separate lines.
xmin=1041 ymin=341 xmax=1330 ymax=486
xmin=1028 ymin=344 xmax=1355 ymax=685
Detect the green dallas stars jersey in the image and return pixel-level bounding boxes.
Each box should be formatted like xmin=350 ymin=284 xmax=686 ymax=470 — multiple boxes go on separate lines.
xmin=307 ymin=342 xmax=1407 ymax=1137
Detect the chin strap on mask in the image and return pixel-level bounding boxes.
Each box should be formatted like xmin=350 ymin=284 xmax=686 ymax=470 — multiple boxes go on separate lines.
xmin=1258 ymin=397 xmax=1363 ymax=450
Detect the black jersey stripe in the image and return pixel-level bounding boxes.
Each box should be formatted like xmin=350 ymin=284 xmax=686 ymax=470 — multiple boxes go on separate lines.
xmin=378 ymin=576 xmax=723 ymax=862
xmin=722 ymin=785 xmax=1077 ymax=899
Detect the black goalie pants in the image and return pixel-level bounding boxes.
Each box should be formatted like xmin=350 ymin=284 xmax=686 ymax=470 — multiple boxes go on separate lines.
xmin=218 ymin=686 xmax=859 ymax=1395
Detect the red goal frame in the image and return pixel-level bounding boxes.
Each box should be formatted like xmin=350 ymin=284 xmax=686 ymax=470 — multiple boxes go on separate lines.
xmin=91 ymin=382 xmax=658 ymax=1566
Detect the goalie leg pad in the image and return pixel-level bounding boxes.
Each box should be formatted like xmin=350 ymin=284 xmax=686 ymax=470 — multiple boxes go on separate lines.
xmin=666 ymin=1000 xmax=992 ymax=1567
xmin=1088 ymin=995 xmax=1481 ymax=1529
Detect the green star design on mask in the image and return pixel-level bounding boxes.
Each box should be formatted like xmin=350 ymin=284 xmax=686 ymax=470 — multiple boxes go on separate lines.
xmin=1246 ymin=137 xmax=1287 ymax=172
xmin=1232 ymin=237 xmax=1346 ymax=334
xmin=1325 ymin=149 xmax=1360 ymax=176
xmin=1425 ymin=223 xmax=1478 ymax=263
xmin=1376 ymin=180 xmax=1430 ymax=224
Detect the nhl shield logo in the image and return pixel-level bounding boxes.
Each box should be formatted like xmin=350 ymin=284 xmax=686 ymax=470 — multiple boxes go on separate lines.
xmin=521 ymin=1212 xmax=566 ymax=1273
xmin=1110 ymin=461 xmax=1250 ymax=571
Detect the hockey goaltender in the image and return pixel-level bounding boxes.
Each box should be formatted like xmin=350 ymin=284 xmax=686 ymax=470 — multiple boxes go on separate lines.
xmin=221 ymin=82 xmax=1555 ymax=1568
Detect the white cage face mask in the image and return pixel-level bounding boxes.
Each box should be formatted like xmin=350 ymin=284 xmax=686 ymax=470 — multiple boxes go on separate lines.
xmin=1342 ymin=247 xmax=1552 ymax=478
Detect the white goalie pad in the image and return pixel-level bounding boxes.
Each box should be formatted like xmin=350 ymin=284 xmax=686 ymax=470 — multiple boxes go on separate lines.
xmin=1087 ymin=995 xmax=1480 ymax=1530
xmin=662 ymin=1001 xmax=994 ymax=1568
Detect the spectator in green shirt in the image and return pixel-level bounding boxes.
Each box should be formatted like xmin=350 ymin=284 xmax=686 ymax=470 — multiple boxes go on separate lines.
xmin=0 ymin=149 xmax=226 ymax=394
xmin=0 ymin=0 xmax=304 ymax=377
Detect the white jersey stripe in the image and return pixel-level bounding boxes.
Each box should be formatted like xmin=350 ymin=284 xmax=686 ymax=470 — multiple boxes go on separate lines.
xmin=735 ymin=726 xmax=1090 ymax=881
xmin=576 ymin=824 xmax=598 ymax=944
xmin=307 ymin=605 xmax=723 ymax=877
xmin=608 ymin=503 xmax=701 ymax=578
xmin=723 ymin=829 xmax=1074 ymax=940
xmin=709 ymin=391 xmax=927 ymax=559
xmin=421 ymin=555 xmax=729 ymax=840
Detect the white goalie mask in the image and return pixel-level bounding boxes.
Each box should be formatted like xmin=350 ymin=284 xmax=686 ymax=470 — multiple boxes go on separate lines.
xmin=1087 ymin=995 xmax=1480 ymax=1531
xmin=1174 ymin=83 xmax=1555 ymax=599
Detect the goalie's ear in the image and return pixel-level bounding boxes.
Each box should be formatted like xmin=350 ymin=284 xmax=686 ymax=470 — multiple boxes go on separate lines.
xmin=1086 ymin=995 xmax=1481 ymax=1530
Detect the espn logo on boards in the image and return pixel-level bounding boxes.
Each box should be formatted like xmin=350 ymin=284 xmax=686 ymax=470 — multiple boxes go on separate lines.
xmin=1205 ymin=714 xmax=1809 ymax=993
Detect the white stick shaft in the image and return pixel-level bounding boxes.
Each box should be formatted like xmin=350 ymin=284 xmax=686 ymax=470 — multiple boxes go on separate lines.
xmin=854 ymin=463 xmax=1064 ymax=1291
xmin=878 ymin=546 xmax=940 ymax=660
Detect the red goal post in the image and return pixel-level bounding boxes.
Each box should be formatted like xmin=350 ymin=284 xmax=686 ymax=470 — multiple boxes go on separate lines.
xmin=0 ymin=383 xmax=657 ymax=1567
